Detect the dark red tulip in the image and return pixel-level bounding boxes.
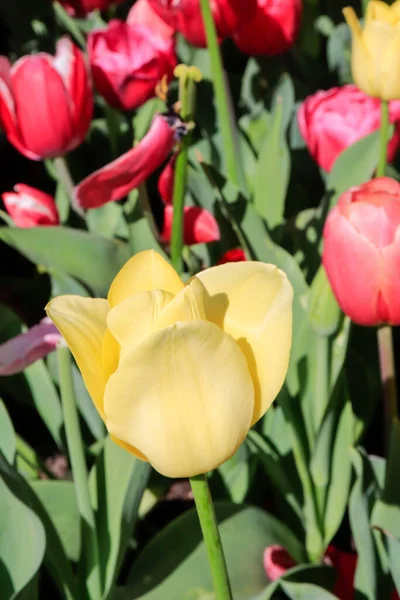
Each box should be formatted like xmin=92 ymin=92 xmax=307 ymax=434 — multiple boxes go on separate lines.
xmin=217 ymin=248 xmax=246 ymax=264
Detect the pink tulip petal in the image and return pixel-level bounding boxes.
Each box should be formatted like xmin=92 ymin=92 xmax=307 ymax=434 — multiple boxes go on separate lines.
xmin=127 ymin=0 xmax=175 ymax=39
xmin=263 ymin=545 xmax=296 ymax=581
xmin=161 ymin=205 xmax=220 ymax=245
xmin=75 ymin=115 xmax=178 ymax=209
xmin=0 ymin=318 xmax=62 ymax=376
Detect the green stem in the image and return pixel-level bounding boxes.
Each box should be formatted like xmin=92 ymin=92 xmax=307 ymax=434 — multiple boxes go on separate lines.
xmin=53 ymin=156 xmax=83 ymax=218
xmin=199 ymin=0 xmax=243 ymax=189
xmin=376 ymin=99 xmax=390 ymax=177
xmin=53 ymin=1 xmax=86 ymax=48
xmin=377 ymin=326 xmax=398 ymax=449
xmin=57 ymin=346 xmax=102 ymax=600
xmin=190 ymin=474 xmax=233 ymax=600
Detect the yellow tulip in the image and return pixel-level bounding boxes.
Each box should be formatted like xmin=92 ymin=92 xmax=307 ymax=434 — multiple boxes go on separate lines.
xmin=46 ymin=250 xmax=293 ymax=478
xmin=343 ymin=1 xmax=400 ymax=100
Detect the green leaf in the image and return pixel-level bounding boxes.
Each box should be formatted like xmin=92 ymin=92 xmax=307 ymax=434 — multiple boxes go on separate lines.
xmin=86 ymin=202 xmax=128 ymax=240
xmin=0 ymin=227 xmax=130 ymax=297
xmin=0 ymin=475 xmax=45 ymax=599
xmin=50 ymin=269 xmax=90 ymax=297
xmin=15 ymin=436 xmax=41 ymax=481
xmin=0 ymin=454 xmax=77 ymax=599
xmin=30 ymin=481 xmax=80 ymax=561
xmin=253 ymin=75 xmax=293 ymax=230
xmin=24 ymin=359 xmax=63 ymax=449
xmin=132 ymin=97 xmax=165 ymax=142
xmin=281 ymin=580 xmax=338 ymax=600
xmin=327 ymin=129 xmax=391 ymax=210
xmin=0 ymin=400 xmax=16 ymax=464
xmin=308 ymin=266 xmax=341 ymax=337
xmin=257 ymin=564 xmax=335 ymax=600
xmin=217 ymin=443 xmax=249 ymax=503
xmin=126 ymin=505 xmax=303 ymax=600
xmin=387 ymin=536 xmax=400 ymax=596
xmin=371 ymin=420 xmax=400 ymax=540
xmin=89 ymin=436 xmax=150 ymax=598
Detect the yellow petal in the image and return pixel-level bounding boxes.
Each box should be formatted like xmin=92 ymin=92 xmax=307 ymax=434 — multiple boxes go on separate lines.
xmin=366 ymin=1 xmax=393 ymax=24
xmin=155 ymin=277 xmax=207 ymax=330
xmin=110 ymin=435 xmax=148 ymax=462
xmin=46 ymin=296 xmax=109 ymax=420
xmin=103 ymin=321 xmax=254 ymax=478
xmin=197 ymin=262 xmax=293 ymax=425
xmin=102 ymin=328 xmax=120 ymax=380
xmin=108 ymin=250 xmax=184 ymax=307
xmin=343 ymin=7 xmax=363 ymax=38
xmin=107 ymin=290 xmax=174 ymax=356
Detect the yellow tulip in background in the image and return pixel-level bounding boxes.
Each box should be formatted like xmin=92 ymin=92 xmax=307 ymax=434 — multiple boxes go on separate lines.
xmin=344 ymin=0 xmax=400 ymax=100
xmin=46 ymin=250 xmax=293 ymax=478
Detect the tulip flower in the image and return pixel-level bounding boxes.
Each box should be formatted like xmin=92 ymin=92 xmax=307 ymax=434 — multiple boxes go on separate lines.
xmin=234 ymin=0 xmax=302 ymax=56
xmin=323 ymin=177 xmax=400 ymax=326
xmin=0 ymin=318 xmax=62 ymax=376
xmin=0 ymin=38 xmax=93 ymax=161
xmin=46 ymin=250 xmax=293 ymax=477
xmin=74 ymin=114 xmax=180 ymax=209
xmin=298 ymin=85 xmax=400 ymax=172
xmin=161 ymin=205 xmax=220 ymax=245
xmin=343 ymin=1 xmax=400 ymax=101
xmin=127 ymin=0 xmax=175 ymax=39
xmin=58 ymin=0 xmax=123 ymax=16
xmin=147 ymin=0 xmax=257 ymax=48
xmin=88 ymin=20 xmax=176 ymax=112
xmin=217 ymin=248 xmax=246 ymax=264
xmin=2 ymin=184 xmax=59 ymax=227
xmin=158 ymin=154 xmax=177 ymax=204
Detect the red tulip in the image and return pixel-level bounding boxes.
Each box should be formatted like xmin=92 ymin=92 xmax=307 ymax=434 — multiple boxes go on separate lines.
xmin=2 ymin=184 xmax=59 ymax=227
xmin=323 ymin=177 xmax=400 ymax=326
xmin=217 ymin=248 xmax=246 ymax=264
xmin=127 ymin=0 xmax=175 ymax=39
xmin=298 ymin=85 xmax=400 ymax=172
xmin=0 ymin=38 xmax=93 ymax=161
xmin=57 ymin=0 xmax=123 ymax=17
xmin=147 ymin=0 xmax=257 ymax=48
xmin=234 ymin=0 xmax=302 ymax=56
xmin=88 ymin=20 xmax=176 ymax=112
xmin=263 ymin=544 xmax=399 ymax=600
xmin=0 ymin=318 xmax=62 ymax=376
xmin=158 ymin=154 xmax=177 ymax=205
xmin=161 ymin=205 xmax=220 ymax=245
xmin=75 ymin=114 xmax=180 ymax=209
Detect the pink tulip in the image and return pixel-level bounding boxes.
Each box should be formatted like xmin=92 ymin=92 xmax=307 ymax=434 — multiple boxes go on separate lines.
xmin=57 ymin=0 xmax=124 ymax=17
xmin=323 ymin=177 xmax=400 ymax=326
xmin=158 ymin=154 xmax=177 ymax=205
xmin=127 ymin=0 xmax=175 ymax=39
xmin=75 ymin=114 xmax=181 ymax=209
xmin=88 ymin=20 xmax=176 ymax=111
xmin=147 ymin=0 xmax=257 ymax=48
xmin=234 ymin=0 xmax=302 ymax=56
xmin=298 ymin=85 xmax=400 ymax=172
xmin=0 ymin=38 xmax=93 ymax=161
xmin=161 ymin=205 xmax=220 ymax=245
xmin=0 ymin=318 xmax=62 ymax=376
xmin=2 ymin=184 xmax=59 ymax=227
xmin=217 ymin=248 xmax=246 ymax=264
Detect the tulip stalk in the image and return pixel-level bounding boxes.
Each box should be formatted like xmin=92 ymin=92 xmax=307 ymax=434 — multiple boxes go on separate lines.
xmin=199 ymin=0 xmax=244 ymax=190
xmin=57 ymin=346 xmax=102 ymax=600
xmin=170 ymin=65 xmax=201 ymax=273
xmin=377 ymin=100 xmax=389 ymax=178
xmin=190 ymin=474 xmax=233 ymax=600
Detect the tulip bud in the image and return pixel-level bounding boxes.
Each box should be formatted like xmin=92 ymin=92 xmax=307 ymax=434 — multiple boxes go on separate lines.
xmin=161 ymin=205 xmax=221 ymax=245
xmin=147 ymin=0 xmax=257 ymax=48
xmin=343 ymin=1 xmax=400 ymax=101
xmin=323 ymin=177 xmax=400 ymax=326
xmin=46 ymin=250 xmax=293 ymax=477
xmin=298 ymin=85 xmax=400 ymax=172
xmin=88 ymin=20 xmax=176 ymax=112
xmin=2 ymin=184 xmax=59 ymax=227
xmin=217 ymin=248 xmax=246 ymax=264
xmin=58 ymin=0 xmax=123 ymax=17
xmin=0 ymin=39 xmax=93 ymax=161
xmin=0 ymin=318 xmax=62 ymax=376
xmin=234 ymin=0 xmax=302 ymax=56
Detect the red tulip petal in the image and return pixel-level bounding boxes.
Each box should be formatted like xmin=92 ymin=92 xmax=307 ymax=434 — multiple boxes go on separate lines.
xmin=161 ymin=205 xmax=220 ymax=245
xmin=11 ymin=55 xmax=74 ymax=159
xmin=0 ymin=318 xmax=62 ymax=376
xmin=263 ymin=545 xmax=296 ymax=581
xmin=2 ymin=184 xmax=59 ymax=227
xmin=127 ymin=0 xmax=175 ymax=39
xmin=75 ymin=115 xmax=177 ymax=209
xmin=158 ymin=154 xmax=177 ymax=204
xmin=217 ymin=248 xmax=246 ymax=264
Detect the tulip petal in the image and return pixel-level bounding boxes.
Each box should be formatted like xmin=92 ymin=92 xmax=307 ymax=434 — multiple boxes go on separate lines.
xmin=101 ymin=327 xmax=120 ymax=380
xmin=108 ymin=249 xmax=184 ymax=307
xmin=107 ymin=290 xmax=174 ymax=355
xmin=104 ymin=321 xmax=254 ymax=478
xmin=110 ymin=434 xmax=148 ymax=462
xmin=155 ymin=277 xmax=206 ymax=329
xmin=46 ymin=296 xmax=109 ymax=419
xmin=161 ymin=205 xmax=221 ymax=245
xmin=197 ymin=262 xmax=293 ymax=425
xmin=74 ymin=115 xmax=177 ymax=209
